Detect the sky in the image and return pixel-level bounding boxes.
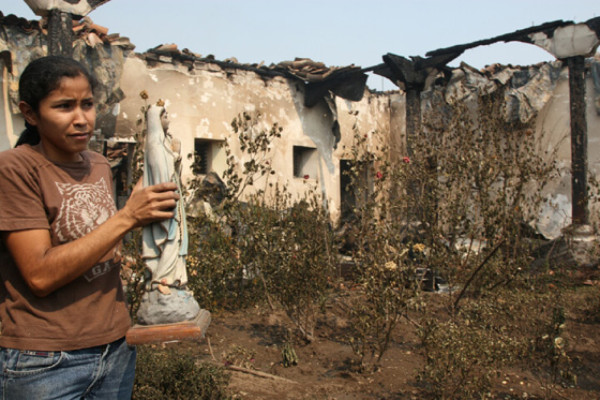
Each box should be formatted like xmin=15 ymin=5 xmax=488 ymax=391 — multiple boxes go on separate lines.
xmin=2 ymin=0 xmax=599 ymax=90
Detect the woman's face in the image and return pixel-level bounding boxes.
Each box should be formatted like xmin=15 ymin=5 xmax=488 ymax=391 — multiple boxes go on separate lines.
xmin=22 ymin=74 xmax=96 ymax=162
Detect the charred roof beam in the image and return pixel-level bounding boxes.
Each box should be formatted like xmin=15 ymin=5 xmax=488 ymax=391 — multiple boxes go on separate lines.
xmin=425 ymin=19 xmax=573 ymax=59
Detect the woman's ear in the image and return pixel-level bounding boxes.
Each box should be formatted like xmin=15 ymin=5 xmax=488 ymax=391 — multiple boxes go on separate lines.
xmin=18 ymin=101 xmax=38 ymax=126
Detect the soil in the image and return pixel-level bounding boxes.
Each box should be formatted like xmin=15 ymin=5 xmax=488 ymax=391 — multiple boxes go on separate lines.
xmin=164 ymin=283 xmax=600 ymax=400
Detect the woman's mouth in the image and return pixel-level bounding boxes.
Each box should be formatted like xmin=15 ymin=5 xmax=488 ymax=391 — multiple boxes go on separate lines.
xmin=70 ymin=132 xmax=90 ymax=140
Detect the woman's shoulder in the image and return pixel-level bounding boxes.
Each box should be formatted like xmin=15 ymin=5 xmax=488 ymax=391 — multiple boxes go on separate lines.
xmin=0 ymin=145 xmax=49 ymax=169
xmin=0 ymin=146 xmax=50 ymax=189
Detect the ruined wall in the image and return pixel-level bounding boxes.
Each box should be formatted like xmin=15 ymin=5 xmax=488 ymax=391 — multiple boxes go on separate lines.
xmin=115 ymin=55 xmax=390 ymax=222
xmin=1 ymin=12 xmax=598 ymax=233
xmin=535 ymin=63 xmax=600 ymax=237
xmin=0 ymin=56 xmax=24 ymax=151
xmin=0 ymin=15 xmax=45 ymax=150
xmin=421 ymin=60 xmax=600 ymax=237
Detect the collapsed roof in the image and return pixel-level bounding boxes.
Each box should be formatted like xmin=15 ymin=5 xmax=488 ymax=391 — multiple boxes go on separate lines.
xmin=145 ymin=43 xmax=368 ymax=107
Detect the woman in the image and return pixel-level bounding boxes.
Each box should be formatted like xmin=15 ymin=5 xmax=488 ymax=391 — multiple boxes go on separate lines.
xmin=0 ymin=56 xmax=178 ymax=398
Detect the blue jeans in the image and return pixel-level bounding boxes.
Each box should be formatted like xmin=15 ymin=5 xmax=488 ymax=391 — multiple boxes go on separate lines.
xmin=0 ymin=337 xmax=136 ymax=400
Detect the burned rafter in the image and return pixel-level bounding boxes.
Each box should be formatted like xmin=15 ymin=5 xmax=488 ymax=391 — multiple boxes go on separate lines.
xmin=278 ymin=58 xmax=368 ymax=107
xmin=302 ymin=68 xmax=367 ymax=107
xmin=426 ymin=19 xmax=573 ymax=58
xmin=374 ymin=52 xmax=460 ymax=90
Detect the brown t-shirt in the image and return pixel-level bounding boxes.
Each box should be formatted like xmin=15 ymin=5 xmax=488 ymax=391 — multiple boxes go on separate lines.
xmin=0 ymin=144 xmax=131 ymax=351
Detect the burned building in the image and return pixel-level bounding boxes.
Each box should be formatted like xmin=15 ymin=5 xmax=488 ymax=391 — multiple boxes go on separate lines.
xmin=0 ymin=10 xmax=599 ymax=235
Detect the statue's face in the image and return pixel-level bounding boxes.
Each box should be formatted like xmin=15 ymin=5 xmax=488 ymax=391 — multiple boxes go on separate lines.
xmin=160 ymin=111 xmax=170 ymax=131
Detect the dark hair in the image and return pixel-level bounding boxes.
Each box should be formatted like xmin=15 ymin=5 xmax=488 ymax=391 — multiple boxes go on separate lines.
xmin=16 ymin=56 xmax=98 ymax=147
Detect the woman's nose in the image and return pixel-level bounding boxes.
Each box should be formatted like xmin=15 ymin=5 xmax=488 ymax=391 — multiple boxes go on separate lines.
xmin=73 ymin=106 xmax=88 ymax=126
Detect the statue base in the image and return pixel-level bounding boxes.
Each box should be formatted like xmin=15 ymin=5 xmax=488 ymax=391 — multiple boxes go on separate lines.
xmin=136 ymin=287 xmax=200 ymax=325
xmin=126 ymin=308 xmax=211 ymax=345
xmin=127 ymin=288 xmax=210 ymax=345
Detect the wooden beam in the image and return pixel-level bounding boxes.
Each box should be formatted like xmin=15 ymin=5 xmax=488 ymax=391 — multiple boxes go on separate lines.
xmin=567 ymin=55 xmax=589 ymax=225
xmin=426 ymin=20 xmax=570 ymax=58
xmin=47 ymin=9 xmax=73 ymax=57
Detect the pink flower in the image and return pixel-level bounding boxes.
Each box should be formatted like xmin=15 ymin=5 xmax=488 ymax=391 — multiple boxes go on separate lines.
xmin=376 ymin=171 xmax=383 ymax=179
xmin=403 ymin=156 xmax=410 ymax=164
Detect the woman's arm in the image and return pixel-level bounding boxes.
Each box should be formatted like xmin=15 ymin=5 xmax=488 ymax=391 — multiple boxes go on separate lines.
xmin=2 ymin=180 xmax=179 ymax=297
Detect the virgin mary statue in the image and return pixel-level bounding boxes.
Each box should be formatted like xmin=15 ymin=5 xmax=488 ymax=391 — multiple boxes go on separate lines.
xmin=137 ymin=104 xmax=200 ymax=325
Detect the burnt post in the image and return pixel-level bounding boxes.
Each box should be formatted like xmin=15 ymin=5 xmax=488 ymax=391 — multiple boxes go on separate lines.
xmin=404 ymin=88 xmax=420 ymax=158
xmin=567 ymin=55 xmax=589 ymax=225
xmin=374 ymin=53 xmax=458 ymax=227
xmin=379 ymin=53 xmax=458 ymax=157
xmin=24 ymin=0 xmax=113 ymax=56
xmin=380 ymin=54 xmax=429 ymax=156
xmin=47 ymin=9 xmax=73 ymax=57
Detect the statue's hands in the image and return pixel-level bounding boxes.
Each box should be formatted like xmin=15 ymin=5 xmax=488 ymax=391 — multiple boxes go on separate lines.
xmin=170 ymin=137 xmax=181 ymax=156
xmin=120 ymin=179 xmax=179 ymax=228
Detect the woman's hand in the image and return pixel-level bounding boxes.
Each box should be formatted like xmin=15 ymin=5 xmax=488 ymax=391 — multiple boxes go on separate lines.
xmin=118 ymin=179 xmax=180 ymax=229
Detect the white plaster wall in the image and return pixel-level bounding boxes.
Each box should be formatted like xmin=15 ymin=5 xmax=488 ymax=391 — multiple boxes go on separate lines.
xmin=336 ymin=92 xmax=392 ymax=156
xmin=116 ymin=56 xmax=389 ymax=222
xmin=535 ymin=68 xmax=600 ymax=235
xmin=0 ymin=61 xmax=24 ymax=151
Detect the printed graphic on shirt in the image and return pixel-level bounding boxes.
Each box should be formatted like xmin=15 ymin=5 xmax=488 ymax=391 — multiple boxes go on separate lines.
xmin=83 ymin=259 xmax=116 ymax=282
xmin=54 ymin=177 xmax=117 ymax=243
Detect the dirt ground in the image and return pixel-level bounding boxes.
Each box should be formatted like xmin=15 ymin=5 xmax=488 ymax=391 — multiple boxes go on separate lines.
xmin=165 ymin=284 xmax=600 ymax=400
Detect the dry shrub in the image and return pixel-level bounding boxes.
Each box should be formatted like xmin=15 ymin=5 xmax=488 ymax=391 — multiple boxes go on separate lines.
xmin=186 ymin=112 xmax=336 ymax=341
xmin=417 ymin=286 xmax=575 ymax=398
xmin=133 ymin=346 xmax=230 ymax=400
